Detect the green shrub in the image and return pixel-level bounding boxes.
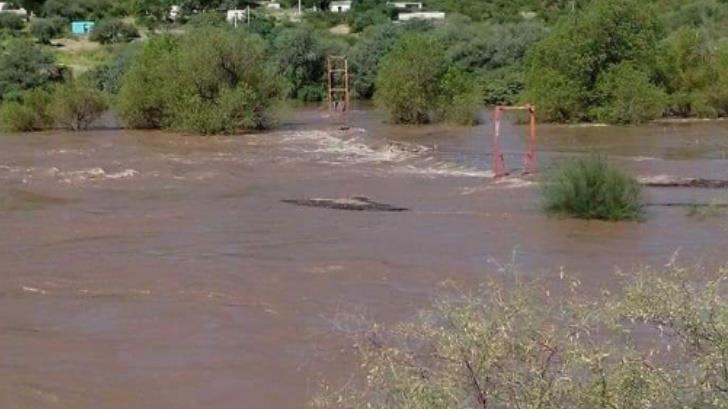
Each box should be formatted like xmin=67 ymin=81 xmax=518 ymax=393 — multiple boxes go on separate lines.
xmin=116 ymin=34 xmax=176 ymax=128
xmin=0 ymin=12 xmax=25 ymax=33
xmin=313 ymin=265 xmax=728 ymax=409
xmin=117 ymin=27 xmax=285 ymax=134
xmin=84 ymin=43 xmax=138 ymax=94
xmin=0 ymin=88 xmax=53 ymax=132
xmin=89 ymin=18 xmax=139 ymax=44
xmin=0 ymin=39 xmax=62 ymax=101
xmin=592 ymin=63 xmax=666 ymax=124
xmin=525 ymin=0 xmax=663 ymax=123
xmin=30 ymin=17 xmax=67 ymax=44
xmin=436 ymin=67 xmax=481 ymax=125
xmin=542 ymin=156 xmax=643 ymax=221
xmin=186 ymin=11 xmax=226 ymax=27
xmin=271 ymin=26 xmax=327 ymax=101
xmin=49 ymin=80 xmax=108 ymax=130
xmin=350 ymin=23 xmax=401 ymax=99
xmin=374 ymin=34 xmax=480 ymax=125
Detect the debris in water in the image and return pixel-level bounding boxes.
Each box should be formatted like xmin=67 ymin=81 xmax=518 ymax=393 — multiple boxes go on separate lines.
xmin=282 ymin=196 xmax=408 ymax=212
xmin=638 ymin=175 xmax=728 ymax=189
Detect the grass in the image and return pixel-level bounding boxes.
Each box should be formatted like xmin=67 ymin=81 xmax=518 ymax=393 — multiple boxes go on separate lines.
xmin=312 ymin=264 xmax=728 ymax=409
xmin=50 ymin=39 xmax=116 ymax=74
xmin=542 ymin=155 xmax=643 ymax=221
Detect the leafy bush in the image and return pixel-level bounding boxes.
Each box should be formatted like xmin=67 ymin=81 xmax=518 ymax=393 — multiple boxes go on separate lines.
xmin=592 ymin=63 xmax=666 ymax=124
xmin=374 ymin=34 xmax=480 ymax=125
xmin=0 ymin=39 xmax=62 ymax=101
xmin=349 ymin=23 xmax=401 ymax=99
xmin=542 ymin=155 xmax=643 ymax=221
xmin=89 ymin=18 xmax=139 ymax=44
xmin=84 ymin=43 xmax=138 ymax=94
xmin=118 ymin=27 xmax=285 ymax=134
xmin=0 ymin=89 xmax=53 ymax=132
xmin=375 ymin=34 xmax=448 ymax=124
xmin=116 ymin=34 xmax=177 ymax=128
xmin=41 ymin=0 xmax=119 ymax=20
xmin=30 ymin=17 xmax=67 ymax=44
xmin=271 ymin=26 xmax=325 ymax=101
xmin=49 ymin=80 xmax=108 ymax=130
xmin=313 ymin=264 xmax=728 ymax=409
xmin=436 ymin=67 xmax=481 ymax=125
xmin=186 ymin=11 xmax=226 ymax=27
xmin=525 ymin=0 xmax=663 ymax=123
xmin=0 ymin=12 xmax=25 ymax=33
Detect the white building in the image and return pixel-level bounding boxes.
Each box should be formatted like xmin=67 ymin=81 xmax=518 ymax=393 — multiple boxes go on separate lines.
xmin=387 ymin=2 xmax=423 ymax=10
xmin=169 ymin=5 xmax=181 ymax=20
xmin=398 ymin=11 xmax=445 ymax=21
xmin=226 ymin=9 xmax=247 ymax=24
xmin=266 ymin=2 xmax=281 ymax=9
xmin=0 ymin=2 xmax=28 ymax=17
xmin=330 ymin=1 xmax=352 ymax=13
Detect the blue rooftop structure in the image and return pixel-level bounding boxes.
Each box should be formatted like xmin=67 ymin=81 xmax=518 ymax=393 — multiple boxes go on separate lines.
xmin=71 ymin=21 xmax=95 ymax=35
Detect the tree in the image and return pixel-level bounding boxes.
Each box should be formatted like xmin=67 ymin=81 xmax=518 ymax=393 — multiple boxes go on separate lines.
xmin=525 ymin=0 xmax=664 ymax=122
xmin=49 ymin=80 xmax=108 ymax=130
xmin=374 ymin=34 xmax=480 ymax=125
xmin=271 ymin=26 xmax=327 ymax=101
xmin=89 ymin=18 xmax=140 ymax=44
xmin=350 ymin=23 xmax=401 ymax=99
xmin=30 ymin=17 xmax=67 ymax=44
xmin=0 ymin=39 xmax=62 ymax=101
xmin=118 ymin=27 xmax=285 ymax=134
xmin=375 ymin=34 xmax=449 ymax=124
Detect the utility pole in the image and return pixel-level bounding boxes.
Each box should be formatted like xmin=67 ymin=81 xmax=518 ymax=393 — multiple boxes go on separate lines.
xmin=247 ymin=5 xmax=250 ymax=25
xmin=298 ymin=0 xmax=302 ymax=15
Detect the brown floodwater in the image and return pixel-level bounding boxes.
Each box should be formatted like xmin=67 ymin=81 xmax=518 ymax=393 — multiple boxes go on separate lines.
xmin=1 ymin=107 xmax=727 ymax=408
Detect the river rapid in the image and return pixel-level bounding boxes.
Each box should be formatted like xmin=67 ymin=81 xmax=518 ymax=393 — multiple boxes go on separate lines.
xmin=1 ymin=107 xmax=727 ymax=408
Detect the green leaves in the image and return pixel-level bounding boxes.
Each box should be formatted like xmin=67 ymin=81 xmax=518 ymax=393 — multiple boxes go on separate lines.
xmin=542 ymin=155 xmax=643 ymax=221
xmin=374 ymin=34 xmax=481 ymax=125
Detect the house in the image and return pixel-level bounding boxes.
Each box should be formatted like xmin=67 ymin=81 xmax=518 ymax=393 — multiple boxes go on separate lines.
xmin=387 ymin=2 xmax=423 ymax=10
xmin=266 ymin=2 xmax=281 ymax=9
xmin=71 ymin=21 xmax=95 ymax=35
xmin=226 ymin=9 xmax=247 ymax=24
xmin=0 ymin=2 xmax=28 ymax=17
xmin=330 ymin=1 xmax=352 ymax=13
xmin=169 ymin=5 xmax=181 ymax=20
xmin=397 ymin=11 xmax=445 ymax=21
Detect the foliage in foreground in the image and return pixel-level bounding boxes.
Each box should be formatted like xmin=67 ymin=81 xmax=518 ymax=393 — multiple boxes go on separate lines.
xmin=542 ymin=156 xmax=643 ymax=221
xmin=117 ymin=27 xmax=285 ymax=134
xmin=374 ymin=34 xmax=481 ymax=126
xmin=313 ymin=264 xmax=728 ymax=409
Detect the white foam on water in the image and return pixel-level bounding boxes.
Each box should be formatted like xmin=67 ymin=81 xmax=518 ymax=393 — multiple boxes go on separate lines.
xmin=461 ymin=177 xmax=537 ymax=194
xmin=637 ymin=174 xmax=687 ymax=185
xmin=280 ymin=130 xmax=422 ymax=164
xmin=56 ymin=167 xmax=139 ymax=183
xmin=396 ymin=163 xmax=494 ymax=178
xmin=277 ymin=130 xmax=500 ymax=178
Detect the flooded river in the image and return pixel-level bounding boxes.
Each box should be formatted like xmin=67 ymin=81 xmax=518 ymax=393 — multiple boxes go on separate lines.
xmin=1 ymin=107 xmax=727 ymax=408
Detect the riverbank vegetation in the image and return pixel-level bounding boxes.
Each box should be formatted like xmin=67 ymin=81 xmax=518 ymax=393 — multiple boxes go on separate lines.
xmin=0 ymin=0 xmax=727 ymax=133
xmin=542 ymin=156 xmax=643 ymax=221
xmin=313 ymin=264 xmax=728 ymax=409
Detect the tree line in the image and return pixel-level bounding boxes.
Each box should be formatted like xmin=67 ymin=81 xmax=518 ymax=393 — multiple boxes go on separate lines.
xmin=0 ymin=0 xmax=727 ymax=133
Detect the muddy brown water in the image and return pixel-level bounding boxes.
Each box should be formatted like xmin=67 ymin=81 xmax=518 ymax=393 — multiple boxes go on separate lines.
xmin=1 ymin=107 xmax=727 ymax=408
